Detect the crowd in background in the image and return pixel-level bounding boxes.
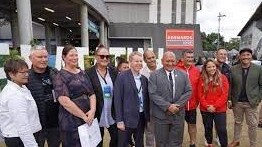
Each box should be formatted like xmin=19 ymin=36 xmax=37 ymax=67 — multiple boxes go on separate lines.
xmin=0 ymin=45 xmax=262 ymax=147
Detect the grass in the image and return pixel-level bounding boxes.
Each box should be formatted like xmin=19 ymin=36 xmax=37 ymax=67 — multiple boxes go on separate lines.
xmin=1 ymin=105 xmax=262 ymax=147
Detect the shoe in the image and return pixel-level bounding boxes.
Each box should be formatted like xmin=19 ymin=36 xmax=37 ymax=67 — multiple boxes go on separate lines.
xmin=228 ymin=141 xmax=240 ymax=147
xmin=258 ymin=123 xmax=262 ymax=128
xmin=204 ymin=140 xmax=208 ymax=146
xmin=189 ymin=144 xmax=196 ymax=147
xmin=215 ymin=137 xmax=221 ymax=146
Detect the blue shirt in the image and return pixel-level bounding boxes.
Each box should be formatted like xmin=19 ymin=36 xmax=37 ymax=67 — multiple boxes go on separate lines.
xmin=133 ymin=74 xmax=144 ymax=112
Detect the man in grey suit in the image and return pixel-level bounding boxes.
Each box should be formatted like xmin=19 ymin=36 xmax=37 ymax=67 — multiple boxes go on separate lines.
xmin=149 ymin=51 xmax=192 ymax=147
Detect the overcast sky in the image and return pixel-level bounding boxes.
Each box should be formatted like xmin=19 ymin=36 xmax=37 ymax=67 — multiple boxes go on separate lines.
xmin=197 ymin=0 xmax=261 ymax=41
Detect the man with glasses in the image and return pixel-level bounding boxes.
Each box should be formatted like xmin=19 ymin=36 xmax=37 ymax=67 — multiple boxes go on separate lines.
xmin=27 ymin=46 xmax=60 ymax=147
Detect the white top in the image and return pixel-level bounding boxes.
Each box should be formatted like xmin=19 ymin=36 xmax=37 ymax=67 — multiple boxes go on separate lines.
xmin=0 ymin=80 xmax=41 ymax=147
xmin=141 ymin=64 xmax=162 ymax=79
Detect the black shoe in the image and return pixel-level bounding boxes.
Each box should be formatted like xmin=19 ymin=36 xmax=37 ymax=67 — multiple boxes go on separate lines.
xmin=190 ymin=144 xmax=196 ymax=147
xmin=258 ymin=123 xmax=262 ymax=128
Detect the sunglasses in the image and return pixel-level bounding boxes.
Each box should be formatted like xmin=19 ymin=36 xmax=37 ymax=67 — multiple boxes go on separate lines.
xmin=98 ymin=55 xmax=110 ymax=59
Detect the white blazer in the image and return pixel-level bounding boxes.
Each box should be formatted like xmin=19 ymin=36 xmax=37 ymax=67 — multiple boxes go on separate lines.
xmin=0 ymin=80 xmax=41 ymax=147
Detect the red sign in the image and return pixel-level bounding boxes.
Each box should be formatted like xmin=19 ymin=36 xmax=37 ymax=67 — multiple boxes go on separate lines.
xmin=166 ymin=29 xmax=194 ymax=50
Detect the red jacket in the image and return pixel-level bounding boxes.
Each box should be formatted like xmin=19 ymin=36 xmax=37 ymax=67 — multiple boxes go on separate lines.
xmin=197 ymin=74 xmax=229 ymax=112
xmin=176 ymin=60 xmax=200 ymax=110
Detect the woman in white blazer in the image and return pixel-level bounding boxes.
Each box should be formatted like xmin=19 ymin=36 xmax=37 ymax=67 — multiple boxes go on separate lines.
xmin=0 ymin=58 xmax=41 ymax=147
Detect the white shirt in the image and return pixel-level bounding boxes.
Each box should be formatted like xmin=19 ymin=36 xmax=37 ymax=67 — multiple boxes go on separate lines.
xmin=141 ymin=64 xmax=162 ymax=79
xmin=0 ymin=80 xmax=41 ymax=147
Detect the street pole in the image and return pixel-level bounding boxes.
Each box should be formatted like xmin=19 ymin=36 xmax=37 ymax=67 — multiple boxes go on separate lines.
xmin=217 ymin=12 xmax=226 ymax=49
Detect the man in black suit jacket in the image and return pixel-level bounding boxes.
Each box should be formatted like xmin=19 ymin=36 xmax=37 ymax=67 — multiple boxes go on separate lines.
xmin=114 ymin=51 xmax=150 ymax=147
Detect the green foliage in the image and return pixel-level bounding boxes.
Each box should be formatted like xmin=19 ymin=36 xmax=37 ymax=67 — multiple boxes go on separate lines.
xmin=201 ymin=32 xmax=226 ymax=51
xmin=225 ymin=38 xmax=240 ymax=51
xmin=30 ymin=39 xmax=41 ymax=46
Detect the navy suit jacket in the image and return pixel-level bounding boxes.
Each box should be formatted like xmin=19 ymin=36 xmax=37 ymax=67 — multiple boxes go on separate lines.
xmin=114 ymin=69 xmax=149 ymax=128
xmin=86 ymin=65 xmax=118 ymax=121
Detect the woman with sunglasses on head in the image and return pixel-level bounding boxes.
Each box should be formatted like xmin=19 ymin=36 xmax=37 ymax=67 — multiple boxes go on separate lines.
xmin=0 ymin=58 xmax=41 ymax=147
xmin=86 ymin=44 xmax=118 ymax=147
xmin=198 ymin=59 xmax=229 ymax=147
xmin=53 ymin=45 xmax=96 ymax=147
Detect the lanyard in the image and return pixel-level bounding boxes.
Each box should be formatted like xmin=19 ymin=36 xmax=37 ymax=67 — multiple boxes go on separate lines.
xmin=97 ymin=69 xmax=108 ymax=84
xmin=138 ymin=85 xmax=142 ymax=93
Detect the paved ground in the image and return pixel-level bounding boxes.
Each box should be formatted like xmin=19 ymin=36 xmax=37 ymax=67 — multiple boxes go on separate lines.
xmin=1 ymin=105 xmax=262 ymax=147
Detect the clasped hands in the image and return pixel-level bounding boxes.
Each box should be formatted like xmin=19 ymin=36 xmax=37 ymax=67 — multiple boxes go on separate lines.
xmin=82 ymin=110 xmax=95 ymax=125
xmin=207 ymin=105 xmax=216 ymax=112
xmin=167 ymin=104 xmax=180 ymax=115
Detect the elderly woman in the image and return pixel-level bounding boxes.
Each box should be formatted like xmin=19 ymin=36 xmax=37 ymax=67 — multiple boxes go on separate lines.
xmin=198 ymin=59 xmax=229 ymax=147
xmin=54 ymin=45 xmax=96 ymax=147
xmin=0 ymin=58 xmax=41 ymax=147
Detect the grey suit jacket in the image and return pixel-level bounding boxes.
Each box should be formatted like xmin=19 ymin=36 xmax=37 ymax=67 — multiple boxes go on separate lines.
xmin=230 ymin=63 xmax=262 ymax=107
xmin=148 ymin=68 xmax=192 ymax=121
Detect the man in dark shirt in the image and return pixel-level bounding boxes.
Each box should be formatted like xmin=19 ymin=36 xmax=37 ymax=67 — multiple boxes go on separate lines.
xmin=27 ymin=46 xmax=60 ymax=147
xmin=229 ymin=48 xmax=262 ymax=147
xmin=215 ymin=48 xmax=230 ymax=81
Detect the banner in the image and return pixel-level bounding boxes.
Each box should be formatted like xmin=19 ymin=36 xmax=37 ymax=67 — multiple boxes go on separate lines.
xmin=166 ymin=29 xmax=194 ymax=50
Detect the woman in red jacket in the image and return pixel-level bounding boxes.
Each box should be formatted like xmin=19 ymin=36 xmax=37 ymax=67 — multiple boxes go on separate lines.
xmin=198 ymin=59 xmax=229 ymax=147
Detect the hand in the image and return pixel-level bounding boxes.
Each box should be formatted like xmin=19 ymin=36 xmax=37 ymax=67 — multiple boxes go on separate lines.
xmin=228 ymin=101 xmax=232 ymax=109
xmin=207 ymin=105 xmax=215 ymax=112
xmin=85 ymin=110 xmax=95 ymax=125
xmin=117 ymin=122 xmax=125 ymax=131
xmin=168 ymin=104 xmax=180 ymax=114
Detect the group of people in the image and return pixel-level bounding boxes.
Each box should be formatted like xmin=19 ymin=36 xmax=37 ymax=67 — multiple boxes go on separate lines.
xmin=0 ymin=44 xmax=261 ymax=147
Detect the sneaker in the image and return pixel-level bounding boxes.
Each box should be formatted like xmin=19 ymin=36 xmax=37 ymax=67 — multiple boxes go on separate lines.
xmin=204 ymin=140 xmax=208 ymax=146
xmin=189 ymin=144 xmax=196 ymax=147
xmin=215 ymin=137 xmax=221 ymax=146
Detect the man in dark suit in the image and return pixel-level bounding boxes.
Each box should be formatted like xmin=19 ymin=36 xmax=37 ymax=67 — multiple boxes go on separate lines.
xmin=114 ymin=51 xmax=150 ymax=147
xmin=149 ymin=51 xmax=192 ymax=147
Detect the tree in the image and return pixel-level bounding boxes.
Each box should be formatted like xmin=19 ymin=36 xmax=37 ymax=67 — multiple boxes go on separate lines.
xmin=226 ymin=38 xmax=240 ymax=51
xmin=201 ymin=32 xmax=225 ymax=51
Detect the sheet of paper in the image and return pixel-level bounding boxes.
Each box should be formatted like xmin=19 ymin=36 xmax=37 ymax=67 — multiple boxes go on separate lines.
xmin=78 ymin=118 xmax=102 ymax=147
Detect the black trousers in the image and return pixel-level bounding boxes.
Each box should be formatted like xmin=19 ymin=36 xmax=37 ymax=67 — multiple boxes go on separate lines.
xmin=4 ymin=133 xmax=38 ymax=147
xmin=98 ymin=123 xmax=118 ymax=147
xmin=4 ymin=137 xmax=24 ymax=147
xmin=118 ymin=113 xmax=146 ymax=147
xmin=60 ymin=130 xmax=81 ymax=147
xmin=34 ymin=128 xmax=61 ymax=147
xmin=201 ymin=111 xmax=228 ymax=147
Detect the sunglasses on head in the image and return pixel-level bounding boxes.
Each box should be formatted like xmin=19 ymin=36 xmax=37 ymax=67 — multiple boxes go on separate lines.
xmin=98 ymin=55 xmax=110 ymax=59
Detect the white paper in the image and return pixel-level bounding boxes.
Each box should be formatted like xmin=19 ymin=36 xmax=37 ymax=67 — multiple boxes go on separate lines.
xmin=78 ymin=118 xmax=101 ymax=147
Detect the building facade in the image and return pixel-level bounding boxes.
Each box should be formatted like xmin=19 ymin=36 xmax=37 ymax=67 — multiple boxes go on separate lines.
xmin=238 ymin=2 xmax=262 ymax=60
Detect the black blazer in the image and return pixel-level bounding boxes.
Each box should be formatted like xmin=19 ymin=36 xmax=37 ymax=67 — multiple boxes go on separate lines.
xmin=86 ymin=65 xmax=118 ymax=121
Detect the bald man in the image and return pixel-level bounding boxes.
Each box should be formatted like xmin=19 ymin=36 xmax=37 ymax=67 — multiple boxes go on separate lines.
xmin=27 ymin=47 xmax=60 ymax=147
xmin=149 ymin=51 xmax=192 ymax=147
xmin=141 ymin=50 xmax=160 ymax=147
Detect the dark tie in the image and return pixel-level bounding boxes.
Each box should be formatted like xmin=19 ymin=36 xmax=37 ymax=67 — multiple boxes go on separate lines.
xmin=169 ymin=72 xmax=173 ymax=95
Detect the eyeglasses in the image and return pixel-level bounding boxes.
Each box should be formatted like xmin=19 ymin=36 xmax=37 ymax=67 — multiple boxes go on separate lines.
xmin=98 ymin=55 xmax=110 ymax=59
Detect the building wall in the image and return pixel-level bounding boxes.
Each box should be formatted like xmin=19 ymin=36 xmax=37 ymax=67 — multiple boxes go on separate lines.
xmin=109 ymin=23 xmax=203 ymax=58
xmin=106 ymin=3 xmax=149 ymax=23
xmin=105 ymin=0 xmax=197 ymax=24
